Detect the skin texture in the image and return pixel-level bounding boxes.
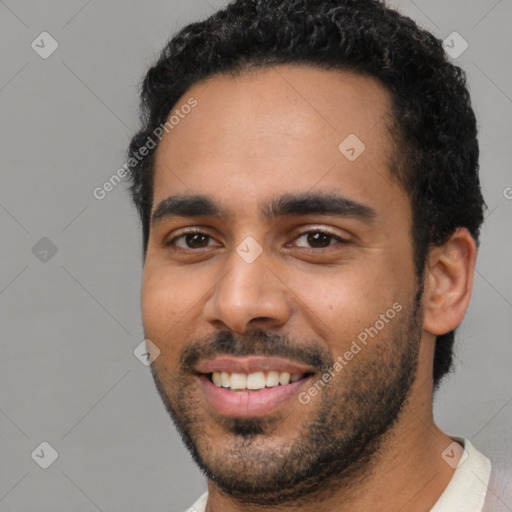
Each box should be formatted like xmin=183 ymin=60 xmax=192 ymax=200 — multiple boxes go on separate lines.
xmin=141 ymin=65 xmax=478 ymax=511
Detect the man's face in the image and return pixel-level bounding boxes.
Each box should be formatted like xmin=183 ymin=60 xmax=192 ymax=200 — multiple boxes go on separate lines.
xmin=142 ymin=65 xmax=423 ymax=503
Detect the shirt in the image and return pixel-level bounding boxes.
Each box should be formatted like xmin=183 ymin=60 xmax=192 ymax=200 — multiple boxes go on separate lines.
xmin=185 ymin=437 xmax=493 ymax=512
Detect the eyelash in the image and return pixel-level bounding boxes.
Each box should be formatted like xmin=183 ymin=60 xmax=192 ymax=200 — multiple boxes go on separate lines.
xmin=165 ymin=228 xmax=348 ymax=253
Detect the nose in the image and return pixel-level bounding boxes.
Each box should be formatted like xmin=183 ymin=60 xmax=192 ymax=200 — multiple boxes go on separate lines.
xmin=203 ymin=248 xmax=292 ymax=334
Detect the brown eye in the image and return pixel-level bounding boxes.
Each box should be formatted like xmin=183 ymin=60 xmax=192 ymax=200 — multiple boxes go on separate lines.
xmin=305 ymin=232 xmax=333 ymax=248
xmin=292 ymin=230 xmax=347 ymax=250
xmin=182 ymin=233 xmax=210 ymax=248
xmin=166 ymin=230 xmax=215 ymax=249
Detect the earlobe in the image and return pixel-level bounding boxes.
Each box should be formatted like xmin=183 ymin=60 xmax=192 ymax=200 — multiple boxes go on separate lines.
xmin=423 ymin=228 xmax=477 ymax=336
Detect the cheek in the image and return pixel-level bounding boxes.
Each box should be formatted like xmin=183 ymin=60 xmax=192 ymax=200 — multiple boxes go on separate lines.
xmin=140 ymin=266 xmax=196 ymax=349
xmin=291 ymin=266 xmax=402 ymax=349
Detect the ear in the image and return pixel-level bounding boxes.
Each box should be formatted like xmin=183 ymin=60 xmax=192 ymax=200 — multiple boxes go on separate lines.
xmin=423 ymin=228 xmax=478 ymax=336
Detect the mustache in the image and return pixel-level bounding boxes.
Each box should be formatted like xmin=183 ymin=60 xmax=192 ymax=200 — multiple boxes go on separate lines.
xmin=180 ymin=329 xmax=334 ymax=374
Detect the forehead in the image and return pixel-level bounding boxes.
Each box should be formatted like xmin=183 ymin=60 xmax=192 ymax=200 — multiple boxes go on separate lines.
xmin=152 ymin=64 xmax=403 ymax=219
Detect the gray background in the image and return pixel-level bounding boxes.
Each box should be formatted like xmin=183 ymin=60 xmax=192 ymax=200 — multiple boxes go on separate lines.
xmin=1 ymin=0 xmax=511 ymax=510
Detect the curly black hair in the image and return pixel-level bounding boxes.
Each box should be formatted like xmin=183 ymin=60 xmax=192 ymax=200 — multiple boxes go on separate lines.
xmin=127 ymin=0 xmax=485 ymax=390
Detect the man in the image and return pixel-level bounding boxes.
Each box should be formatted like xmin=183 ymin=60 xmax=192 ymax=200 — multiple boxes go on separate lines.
xmin=126 ymin=1 xmax=504 ymax=510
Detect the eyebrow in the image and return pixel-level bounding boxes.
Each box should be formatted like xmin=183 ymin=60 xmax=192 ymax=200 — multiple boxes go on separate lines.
xmin=151 ymin=192 xmax=376 ymax=226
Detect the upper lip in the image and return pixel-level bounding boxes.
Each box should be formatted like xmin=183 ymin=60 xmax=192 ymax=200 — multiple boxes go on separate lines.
xmin=194 ymin=356 xmax=317 ymax=375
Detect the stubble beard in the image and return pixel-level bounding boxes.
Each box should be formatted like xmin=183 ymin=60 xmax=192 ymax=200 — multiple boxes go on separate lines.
xmin=149 ymin=290 xmax=423 ymax=506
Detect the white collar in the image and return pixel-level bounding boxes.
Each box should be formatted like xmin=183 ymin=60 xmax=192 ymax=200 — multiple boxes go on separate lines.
xmin=430 ymin=436 xmax=491 ymax=512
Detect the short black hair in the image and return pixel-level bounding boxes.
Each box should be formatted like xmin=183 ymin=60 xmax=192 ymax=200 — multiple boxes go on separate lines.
xmin=127 ymin=0 xmax=486 ymax=389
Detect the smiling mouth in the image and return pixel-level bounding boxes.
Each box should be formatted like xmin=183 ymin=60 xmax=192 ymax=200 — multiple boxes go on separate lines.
xmin=206 ymin=370 xmax=314 ymax=392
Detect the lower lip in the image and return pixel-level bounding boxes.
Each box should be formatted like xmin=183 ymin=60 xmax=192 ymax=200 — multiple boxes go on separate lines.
xmin=198 ymin=374 xmax=311 ymax=417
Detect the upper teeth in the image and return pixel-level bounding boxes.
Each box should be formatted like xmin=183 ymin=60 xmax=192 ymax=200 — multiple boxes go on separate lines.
xmin=211 ymin=371 xmax=303 ymax=391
